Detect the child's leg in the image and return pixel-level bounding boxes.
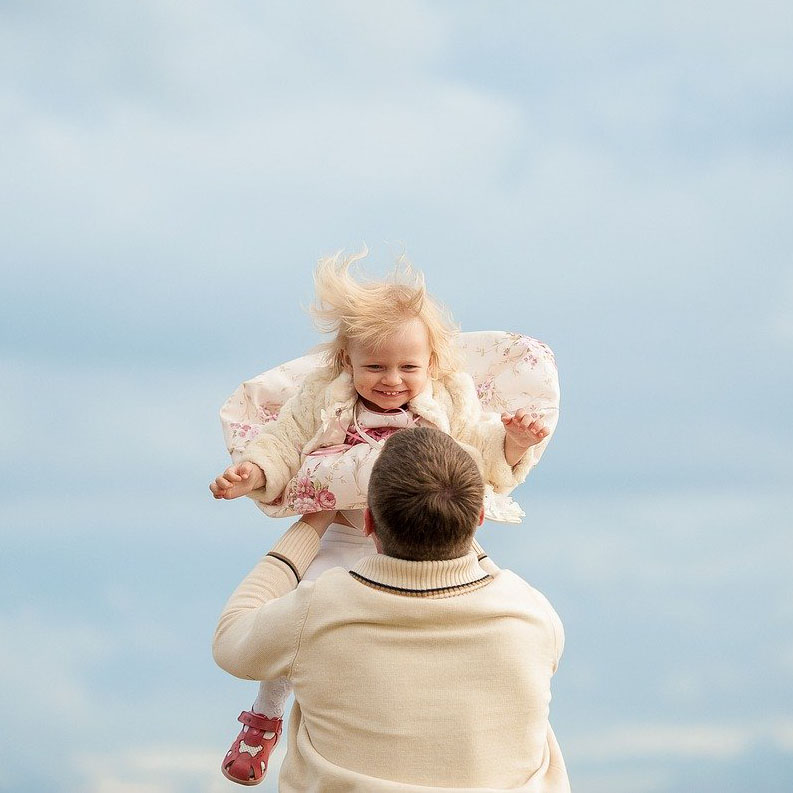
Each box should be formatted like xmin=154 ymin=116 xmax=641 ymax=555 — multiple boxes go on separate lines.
xmin=302 ymin=511 xmax=374 ymax=579
xmin=253 ymin=677 xmax=292 ymax=719
xmin=221 ymin=514 xmax=374 ymax=786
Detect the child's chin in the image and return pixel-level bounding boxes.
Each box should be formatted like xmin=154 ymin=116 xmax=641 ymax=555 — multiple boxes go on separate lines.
xmin=366 ymin=393 xmax=409 ymax=410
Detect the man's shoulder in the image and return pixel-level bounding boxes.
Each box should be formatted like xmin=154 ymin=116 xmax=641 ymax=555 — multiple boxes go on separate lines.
xmin=488 ymin=569 xmax=561 ymax=615
xmin=302 ymin=566 xmax=359 ymax=592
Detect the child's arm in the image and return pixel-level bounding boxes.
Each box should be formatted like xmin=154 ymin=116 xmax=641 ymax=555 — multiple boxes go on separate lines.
xmin=501 ymin=409 xmax=550 ymax=467
xmin=213 ymin=520 xmax=321 ymax=681
xmin=445 ymin=373 xmax=551 ymax=492
xmin=211 ymin=370 xmax=330 ymax=504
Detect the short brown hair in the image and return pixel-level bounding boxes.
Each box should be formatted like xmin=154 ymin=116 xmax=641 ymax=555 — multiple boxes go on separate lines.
xmin=368 ymin=427 xmax=484 ymax=561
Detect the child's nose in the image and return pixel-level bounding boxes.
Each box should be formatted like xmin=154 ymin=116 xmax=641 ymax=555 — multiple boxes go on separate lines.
xmin=381 ymin=370 xmax=402 ymax=385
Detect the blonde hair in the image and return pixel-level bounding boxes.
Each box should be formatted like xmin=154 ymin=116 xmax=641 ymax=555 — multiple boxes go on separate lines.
xmin=368 ymin=427 xmax=484 ymax=561
xmin=310 ymin=247 xmax=461 ymax=378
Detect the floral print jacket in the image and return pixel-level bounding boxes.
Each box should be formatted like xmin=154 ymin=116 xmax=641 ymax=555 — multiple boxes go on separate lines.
xmin=238 ymin=367 xmax=536 ymax=510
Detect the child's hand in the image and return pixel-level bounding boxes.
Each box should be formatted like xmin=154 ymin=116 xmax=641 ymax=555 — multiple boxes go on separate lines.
xmin=209 ymin=462 xmax=265 ymax=500
xmin=501 ymin=409 xmax=550 ymax=450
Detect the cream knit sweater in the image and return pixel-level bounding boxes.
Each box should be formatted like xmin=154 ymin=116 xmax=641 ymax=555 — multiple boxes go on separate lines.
xmin=213 ymin=522 xmax=570 ymax=792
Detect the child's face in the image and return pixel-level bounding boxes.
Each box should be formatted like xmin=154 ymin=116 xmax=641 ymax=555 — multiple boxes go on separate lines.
xmin=343 ymin=318 xmax=432 ymax=411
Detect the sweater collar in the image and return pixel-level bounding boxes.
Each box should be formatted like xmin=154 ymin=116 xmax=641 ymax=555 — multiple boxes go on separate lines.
xmin=350 ymin=552 xmax=492 ymax=598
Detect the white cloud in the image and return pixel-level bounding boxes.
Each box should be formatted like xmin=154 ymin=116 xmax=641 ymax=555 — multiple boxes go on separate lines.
xmin=74 ymin=740 xmax=286 ymax=793
xmin=0 ymin=609 xmax=113 ymax=725
xmin=74 ymin=747 xmax=225 ymax=793
xmin=504 ymin=489 xmax=793 ymax=589
xmin=0 ymin=358 xmax=219 ymax=481
xmin=568 ymin=719 xmax=793 ymax=761
xmin=568 ymin=768 xmax=671 ymax=793
xmin=766 ymin=274 xmax=793 ymax=346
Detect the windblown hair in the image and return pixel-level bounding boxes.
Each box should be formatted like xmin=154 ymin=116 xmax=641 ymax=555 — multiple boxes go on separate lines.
xmin=368 ymin=427 xmax=484 ymax=561
xmin=310 ymin=247 xmax=461 ymax=379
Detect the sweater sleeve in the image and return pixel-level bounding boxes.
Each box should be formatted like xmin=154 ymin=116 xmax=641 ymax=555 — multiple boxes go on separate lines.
xmin=212 ymin=521 xmax=321 ymax=682
xmin=237 ymin=373 xmax=326 ymax=504
xmin=529 ymin=582 xmax=566 ymax=675
xmin=549 ymin=602 xmax=565 ymax=674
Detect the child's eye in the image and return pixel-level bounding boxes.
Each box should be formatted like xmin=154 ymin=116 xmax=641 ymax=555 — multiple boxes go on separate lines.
xmin=366 ymin=365 xmax=383 ymax=371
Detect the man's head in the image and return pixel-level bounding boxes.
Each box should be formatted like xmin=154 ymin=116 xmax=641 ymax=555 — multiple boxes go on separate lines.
xmin=365 ymin=427 xmax=485 ymax=561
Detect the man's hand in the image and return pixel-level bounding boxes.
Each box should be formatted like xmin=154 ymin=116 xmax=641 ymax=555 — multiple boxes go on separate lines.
xmin=502 ymin=409 xmax=550 ymax=466
xmin=210 ymin=462 xmax=265 ymax=500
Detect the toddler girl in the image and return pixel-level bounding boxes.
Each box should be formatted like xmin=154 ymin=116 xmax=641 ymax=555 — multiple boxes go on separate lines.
xmin=210 ymin=249 xmax=549 ymax=785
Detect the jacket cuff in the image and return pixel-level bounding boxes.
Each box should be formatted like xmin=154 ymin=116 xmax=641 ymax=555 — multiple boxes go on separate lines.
xmin=266 ymin=520 xmax=321 ymax=582
xmin=481 ymin=420 xmax=550 ymax=493
xmin=479 ymin=420 xmax=522 ymax=492
xmin=239 ymin=438 xmax=296 ymax=504
xmin=507 ymin=438 xmax=550 ymax=488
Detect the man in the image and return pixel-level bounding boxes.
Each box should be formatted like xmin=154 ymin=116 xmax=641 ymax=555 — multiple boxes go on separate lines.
xmin=213 ymin=427 xmax=569 ymax=791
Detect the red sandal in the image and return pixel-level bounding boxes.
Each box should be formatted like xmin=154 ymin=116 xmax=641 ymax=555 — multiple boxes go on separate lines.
xmin=221 ymin=710 xmax=283 ymax=786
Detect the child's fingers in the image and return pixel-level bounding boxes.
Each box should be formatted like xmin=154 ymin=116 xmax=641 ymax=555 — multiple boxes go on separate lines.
xmin=528 ymin=421 xmax=550 ymax=440
xmin=224 ymin=468 xmax=242 ymax=482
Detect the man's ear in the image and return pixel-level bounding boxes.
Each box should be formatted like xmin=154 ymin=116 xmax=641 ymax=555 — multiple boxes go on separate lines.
xmin=363 ymin=507 xmax=375 ymax=537
xmin=364 ymin=508 xmax=384 ymax=555
xmin=478 ymin=505 xmax=485 ymax=527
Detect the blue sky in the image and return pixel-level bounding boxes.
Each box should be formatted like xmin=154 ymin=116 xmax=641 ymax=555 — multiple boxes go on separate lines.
xmin=1 ymin=2 xmax=792 ymax=791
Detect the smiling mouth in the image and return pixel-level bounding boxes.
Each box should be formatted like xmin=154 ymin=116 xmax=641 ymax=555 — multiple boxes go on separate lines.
xmin=375 ymin=390 xmax=407 ymax=397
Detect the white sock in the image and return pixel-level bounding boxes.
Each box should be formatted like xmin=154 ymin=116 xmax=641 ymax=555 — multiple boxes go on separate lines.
xmin=252 ymin=677 xmax=292 ymax=720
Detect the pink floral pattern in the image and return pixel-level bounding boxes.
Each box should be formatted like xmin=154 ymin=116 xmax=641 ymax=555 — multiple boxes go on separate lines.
xmin=256 ymin=404 xmax=280 ymax=423
xmin=476 ymin=332 xmax=556 ymax=375
xmin=475 ymin=375 xmax=497 ymax=407
xmin=229 ymin=422 xmax=261 ymax=443
xmin=469 ymin=332 xmax=559 ymax=415
xmin=285 ymin=464 xmax=338 ymax=513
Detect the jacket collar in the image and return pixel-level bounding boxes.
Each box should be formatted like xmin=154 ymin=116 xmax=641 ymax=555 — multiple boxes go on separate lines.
xmin=323 ymin=370 xmax=359 ymax=412
xmin=407 ymin=378 xmax=451 ymax=433
xmin=321 ymin=370 xmax=451 ymax=433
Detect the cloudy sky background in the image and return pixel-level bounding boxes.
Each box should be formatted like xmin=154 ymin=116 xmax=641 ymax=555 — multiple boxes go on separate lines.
xmin=1 ymin=1 xmax=792 ymax=791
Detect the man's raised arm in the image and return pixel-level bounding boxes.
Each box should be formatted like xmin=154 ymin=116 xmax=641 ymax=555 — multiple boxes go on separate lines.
xmin=213 ymin=521 xmax=320 ymax=681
